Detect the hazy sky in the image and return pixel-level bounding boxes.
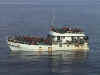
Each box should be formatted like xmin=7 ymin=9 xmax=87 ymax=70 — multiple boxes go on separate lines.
xmin=0 ymin=0 xmax=99 ymax=35
xmin=0 ymin=0 xmax=96 ymax=8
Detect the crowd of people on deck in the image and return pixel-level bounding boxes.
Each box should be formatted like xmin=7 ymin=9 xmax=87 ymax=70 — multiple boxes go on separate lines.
xmin=8 ymin=25 xmax=88 ymax=45
xmin=8 ymin=35 xmax=52 ymax=45
xmin=8 ymin=35 xmax=88 ymax=46
xmin=50 ymin=25 xmax=83 ymax=33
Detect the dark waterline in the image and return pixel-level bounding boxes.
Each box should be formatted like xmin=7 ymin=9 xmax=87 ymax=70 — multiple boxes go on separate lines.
xmin=0 ymin=0 xmax=100 ymax=75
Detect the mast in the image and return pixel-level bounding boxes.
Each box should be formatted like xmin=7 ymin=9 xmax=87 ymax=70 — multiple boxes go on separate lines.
xmin=51 ymin=8 xmax=55 ymax=26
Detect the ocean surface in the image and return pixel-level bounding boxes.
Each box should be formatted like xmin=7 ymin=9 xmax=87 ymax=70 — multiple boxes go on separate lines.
xmin=0 ymin=0 xmax=100 ymax=75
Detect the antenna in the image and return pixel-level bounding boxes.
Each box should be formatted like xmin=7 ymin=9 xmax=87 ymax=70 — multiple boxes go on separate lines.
xmin=51 ymin=8 xmax=55 ymax=26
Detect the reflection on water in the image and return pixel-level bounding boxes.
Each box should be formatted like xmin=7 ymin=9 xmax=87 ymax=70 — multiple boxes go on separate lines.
xmin=8 ymin=50 xmax=89 ymax=75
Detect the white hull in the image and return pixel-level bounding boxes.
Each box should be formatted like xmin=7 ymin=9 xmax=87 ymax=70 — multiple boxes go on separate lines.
xmin=8 ymin=41 xmax=89 ymax=52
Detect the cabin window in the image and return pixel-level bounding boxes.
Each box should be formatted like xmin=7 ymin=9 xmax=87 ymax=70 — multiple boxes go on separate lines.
xmin=52 ymin=36 xmax=55 ymax=38
xmin=84 ymin=36 xmax=88 ymax=40
xmin=57 ymin=36 xmax=60 ymax=40
xmin=67 ymin=44 xmax=69 ymax=47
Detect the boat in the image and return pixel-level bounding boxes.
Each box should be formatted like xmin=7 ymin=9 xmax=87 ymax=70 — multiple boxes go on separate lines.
xmin=7 ymin=25 xmax=89 ymax=52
